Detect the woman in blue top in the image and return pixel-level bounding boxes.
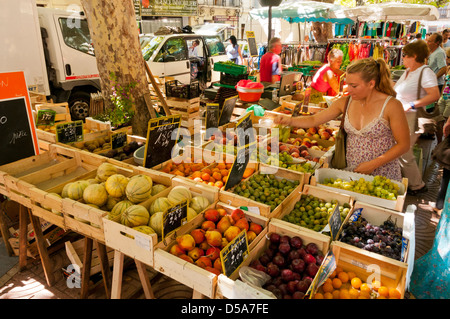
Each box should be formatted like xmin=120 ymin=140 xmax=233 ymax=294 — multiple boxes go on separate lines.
xmin=226 ymin=35 xmax=245 ymax=65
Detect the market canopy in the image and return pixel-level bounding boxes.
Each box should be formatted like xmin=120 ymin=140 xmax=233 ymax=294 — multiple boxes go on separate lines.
xmin=249 ymin=0 xmax=356 ymax=24
xmin=343 ymin=3 xmax=440 ymax=22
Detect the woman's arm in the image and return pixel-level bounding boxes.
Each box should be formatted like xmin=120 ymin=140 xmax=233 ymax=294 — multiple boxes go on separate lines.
xmin=274 ymin=96 xmax=347 ymax=128
xmin=324 ymin=70 xmax=340 ymax=95
xmin=444 ymin=116 xmax=450 ymax=137
xmin=405 ymin=85 xmax=441 ymax=111
xmin=353 ymin=99 xmax=410 ymax=175
xmin=238 ymin=46 xmax=246 ymax=66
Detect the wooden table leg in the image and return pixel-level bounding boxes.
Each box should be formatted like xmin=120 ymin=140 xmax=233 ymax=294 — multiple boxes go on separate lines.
xmin=0 ymin=206 xmax=14 ymax=257
xmin=111 ymin=250 xmax=124 ymax=299
xmin=27 ymin=208 xmax=55 ymax=287
xmin=19 ymin=205 xmax=28 ymax=270
xmin=80 ymin=237 xmax=93 ymax=299
xmin=94 ymin=240 xmax=112 ymax=299
xmin=135 ymin=260 xmax=155 ymax=299
xmin=192 ymin=290 xmax=206 ymax=299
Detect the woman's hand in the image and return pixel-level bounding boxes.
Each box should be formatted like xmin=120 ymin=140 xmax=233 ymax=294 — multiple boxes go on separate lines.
xmin=353 ymin=160 xmax=380 ymax=175
xmin=273 ymin=114 xmax=292 ymax=126
xmin=444 ymin=119 xmax=450 ymax=137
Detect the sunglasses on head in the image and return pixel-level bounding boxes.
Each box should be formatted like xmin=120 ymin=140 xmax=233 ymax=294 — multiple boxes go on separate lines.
xmin=402 ymin=53 xmax=408 ymax=57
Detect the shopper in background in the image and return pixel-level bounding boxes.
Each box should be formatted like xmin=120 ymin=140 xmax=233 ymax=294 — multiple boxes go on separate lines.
xmin=435 ymin=47 xmax=450 ymax=144
xmin=427 ymin=32 xmax=447 ymax=93
xmin=274 ymin=58 xmax=410 ymax=181
xmin=394 ymin=40 xmax=441 ymax=195
xmin=226 ymin=35 xmax=244 ymax=65
xmin=259 ymin=37 xmax=282 ymax=85
xmin=442 ymin=29 xmax=450 ymax=48
xmin=188 ymin=39 xmax=200 ymax=57
xmin=310 ymin=48 xmax=345 ymax=97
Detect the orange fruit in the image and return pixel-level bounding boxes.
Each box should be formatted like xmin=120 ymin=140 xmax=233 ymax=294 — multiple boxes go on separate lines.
xmin=201 ymin=173 xmax=210 ymax=181
xmin=332 ymin=278 xmax=342 ymax=289
xmin=339 ymin=288 xmax=350 ymax=299
xmin=191 ymin=171 xmax=202 ymax=179
xmin=332 ymin=290 xmax=340 ymax=299
xmin=208 ymin=182 xmax=215 ymax=187
xmin=335 ymin=266 xmax=343 ymax=274
xmin=324 ymin=278 xmax=332 ymax=286
xmin=351 ymin=277 xmax=362 ymax=289
xmin=314 ymin=293 xmax=324 ymax=299
xmin=337 ymin=271 xmax=349 ymax=283
xmin=212 ymin=172 xmax=222 ymax=181
xmin=214 ymin=181 xmax=224 ymax=188
xmin=323 ymin=292 xmax=333 ymax=299
xmin=360 ymin=290 xmax=371 ymax=299
xmin=217 ymin=163 xmax=226 ymax=170
xmin=388 ymin=288 xmax=401 ymax=299
xmin=371 ymin=280 xmax=381 ymax=291
xmin=220 ymin=169 xmax=229 ymax=177
xmin=360 ymin=283 xmax=371 ymax=295
xmin=347 ymin=271 xmax=356 ymax=280
xmin=329 ymin=270 xmax=337 ymax=279
xmin=377 ymin=286 xmax=389 ymax=297
xmin=322 ymin=282 xmax=334 ymax=293
xmin=209 ymin=176 xmax=216 ymax=183
xmin=202 ymin=168 xmax=212 ymax=175
xmin=349 ymin=288 xmax=360 ymax=299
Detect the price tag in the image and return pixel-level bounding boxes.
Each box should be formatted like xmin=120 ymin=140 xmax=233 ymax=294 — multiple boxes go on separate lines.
xmin=235 ymin=112 xmax=256 ymax=147
xmin=329 ymin=204 xmax=342 ymax=241
xmin=162 ymin=199 xmax=188 ymax=239
xmin=55 ymin=120 xmax=84 ymax=143
xmin=246 ymin=31 xmax=258 ymax=57
xmin=36 ymin=109 xmax=56 ymax=126
xmin=224 ymin=142 xmax=256 ymax=191
xmin=111 ymin=130 xmax=127 ymax=149
xmin=292 ymin=87 xmax=311 ymax=117
xmin=219 ymin=95 xmax=238 ymax=127
xmin=206 ymin=103 xmax=219 ymax=131
xmin=220 ymin=229 xmax=249 ymax=277
xmin=306 ymin=250 xmax=336 ymax=298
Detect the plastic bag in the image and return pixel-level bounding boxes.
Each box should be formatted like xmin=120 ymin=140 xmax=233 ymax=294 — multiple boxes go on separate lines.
xmin=238 ymin=266 xmax=277 ymax=298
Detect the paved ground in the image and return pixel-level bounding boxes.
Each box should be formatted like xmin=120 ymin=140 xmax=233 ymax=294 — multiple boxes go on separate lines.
xmin=0 ymin=137 xmax=444 ymax=299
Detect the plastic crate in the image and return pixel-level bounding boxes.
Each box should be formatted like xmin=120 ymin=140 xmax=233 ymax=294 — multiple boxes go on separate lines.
xmin=165 ymin=80 xmax=199 ymax=99
xmin=219 ymin=72 xmax=248 ymax=87
xmin=213 ymin=62 xmax=248 ymax=75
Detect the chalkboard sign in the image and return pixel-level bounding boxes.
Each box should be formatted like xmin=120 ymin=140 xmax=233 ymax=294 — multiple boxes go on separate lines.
xmin=206 ymin=103 xmax=220 ymax=131
xmin=55 ymin=120 xmax=84 ymax=144
xmin=143 ymin=115 xmax=181 ymax=169
xmin=235 ymin=112 xmax=256 ymax=147
xmin=111 ymin=130 xmax=127 ymax=149
xmin=162 ymin=199 xmax=188 ymax=239
xmin=219 ymin=95 xmax=238 ymax=127
xmin=0 ymin=97 xmax=39 ymax=166
xmin=220 ymin=229 xmax=249 ymax=277
xmin=329 ymin=204 xmax=342 ymax=241
xmin=306 ymin=250 xmax=336 ymax=298
xmin=224 ymin=142 xmax=256 ymax=190
xmin=36 ymin=109 xmax=56 ymax=126
xmin=246 ymin=31 xmax=258 ymax=57
xmin=292 ymin=87 xmax=311 ymax=117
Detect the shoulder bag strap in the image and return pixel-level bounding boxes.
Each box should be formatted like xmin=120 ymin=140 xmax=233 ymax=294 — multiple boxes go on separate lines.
xmin=340 ymin=96 xmax=351 ymax=130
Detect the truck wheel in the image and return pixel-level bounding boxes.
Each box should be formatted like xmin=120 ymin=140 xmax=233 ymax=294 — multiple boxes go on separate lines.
xmin=69 ymin=91 xmax=91 ymax=121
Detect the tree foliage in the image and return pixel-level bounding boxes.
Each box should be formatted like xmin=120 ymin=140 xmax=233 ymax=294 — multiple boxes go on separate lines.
xmin=335 ymin=0 xmax=450 ymax=8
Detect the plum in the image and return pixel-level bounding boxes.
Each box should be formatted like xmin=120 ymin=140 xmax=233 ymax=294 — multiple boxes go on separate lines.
xmin=280 ymin=235 xmax=290 ymax=244
xmin=278 ymin=242 xmax=291 ymax=255
xmin=266 ymin=262 xmax=280 ymax=277
xmin=303 ymin=253 xmax=316 ymax=265
xmin=291 ymin=258 xmax=306 ymax=273
xmin=259 ymin=253 xmax=271 ymax=266
xmin=315 ymin=254 xmax=324 ymax=266
xmin=297 ymin=247 xmax=307 ymax=258
xmin=269 ymin=233 xmax=281 ymax=244
xmin=272 ymin=288 xmax=282 ymax=299
xmin=306 ymin=263 xmax=319 ymax=277
xmin=281 ymin=269 xmax=295 ymax=282
xmin=295 ymin=280 xmax=309 ymax=293
xmin=306 ymin=243 xmax=319 ymax=255
xmin=278 ymin=283 xmax=288 ymax=296
xmin=288 ymin=249 xmax=301 ymax=261
xmin=292 ymin=291 xmax=305 ymax=299
xmin=287 ymin=280 xmax=299 ymax=294
xmin=290 ymin=236 xmax=303 ymax=249
xmin=273 ymin=255 xmax=286 ymax=267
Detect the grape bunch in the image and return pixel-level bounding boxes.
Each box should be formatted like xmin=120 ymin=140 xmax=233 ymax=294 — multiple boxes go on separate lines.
xmin=322 ymin=175 xmax=400 ymax=200
xmin=340 ymin=216 xmax=404 ymax=261
xmin=261 ymin=151 xmax=317 ymax=174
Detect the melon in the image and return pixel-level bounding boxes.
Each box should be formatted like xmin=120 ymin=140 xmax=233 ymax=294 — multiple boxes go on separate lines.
xmin=105 ymin=174 xmax=129 ymax=198
xmin=151 ymin=184 xmax=167 ymax=196
xmin=87 ymin=179 xmax=99 ymax=184
xmin=83 ymin=184 xmax=108 ymax=207
xmin=132 ymin=225 xmax=156 ymax=235
xmin=96 ymin=163 xmax=118 ymax=182
xmin=105 ymin=196 xmax=122 ymax=211
xmin=187 ymin=207 xmax=198 ymax=221
xmin=121 ymin=205 xmax=150 ymax=227
xmin=167 ymin=186 xmax=192 ymax=205
xmin=149 ymin=197 xmax=171 ymax=215
xmin=149 ymin=211 xmax=163 ymax=236
xmin=67 ymin=180 xmax=90 ymax=201
xmin=130 ymin=174 xmax=153 ymax=186
xmin=125 ymin=175 xmax=152 ymax=203
xmin=189 ymin=196 xmax=210 ymax=213
xmin=108 ymin=200 xmax=133 ymax=223
xmin=61 ymin=182 xmax=73 ymax=198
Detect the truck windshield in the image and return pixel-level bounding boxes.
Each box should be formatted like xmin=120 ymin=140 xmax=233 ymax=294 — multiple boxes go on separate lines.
xmin=141 ymin=36 xmax=164 ymax=61
xmin=203 ymin=36 xmax=225 ymax=56
xmin=59 ymin=18 xmax=94 ymax=56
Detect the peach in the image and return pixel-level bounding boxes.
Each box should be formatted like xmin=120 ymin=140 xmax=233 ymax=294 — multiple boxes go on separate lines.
xmin=320 ymin=131 xmax=331 ymax=140
xmin=231 ymin=209 xmax=245 ymax=222
xmin=216 ymin=215 xmax=232 ymax=234
xmin=176 ymin=234 xmax=196 ymax=251
xmin=224 ymin=226 xmax=241 ymax=242
xmin=199 ymin=241 xmax=210 ymax=251
xmin=204 ymin=209 xmax=220 ymax=223
xmin=205 ymin=246 xmax=221 ymax=261
xmin=221 ymin=237 xmax=229 ymax=249
xmin=234 ymin=218 xmax=249 ymax=232
xmin=205 ymin=230 xmax=223 ymax=247
xmin=249 ymin=222 xmax=263 ymax=235
xmin=169 ymin=244 xmax=186 ymax=256
xmin=217 ymin=208 xmax=227 ymax=218
xmin=178 ymin=254 xmax=194 ymax=263
xmin=205 ymin=266 xmax=221 ymax=276
xmin=190 ymin=228 xmax=206 ymax=244
xmin=201 ymin=220 xmax=216 ymax=231
xmin=307 ymin=127 xmax=317 ymax=135
xmin=214 ymin=258 xmax=223 ymax=272
xmin=195 ymin=256 xmax=212 ymax=269
xmin=187 ymin=247 xmax=204 ymax=261
xmin=247 ymin=230 xmax=257 ymax=243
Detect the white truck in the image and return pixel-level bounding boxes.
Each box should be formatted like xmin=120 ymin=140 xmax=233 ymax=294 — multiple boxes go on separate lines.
xmin=1 ymin=0 xmax=100 ymax=120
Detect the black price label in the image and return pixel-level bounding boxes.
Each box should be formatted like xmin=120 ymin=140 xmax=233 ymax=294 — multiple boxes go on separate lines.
xmin=329 ymin=204 xmax=342 ymax=241
xmin=220 ymin=229 xmax=249 ymax=277
xmin=246 ymin=31 xmax=258 ymax=57
xmin=143 ymin=115 xmax=181 ymax=168
xmin=55 ymin=120 xmax=84 ymax=144
xmin=219 ymin=95 xmax=238 ymax=127
xmin=224 ymin=142 xmax=256 ymax=191
xmin=111 ymin=130 xmax=127 ymax=149
xmin=36 ymin=109 xmax=56 ymax=126
xmin=235 ymin=112 xmax=255 ymax=147
xmin=162 ymin=200 xmax=188 ymax=239
xmin=206 ymin=103 xmax=219 ymax=131
xmin=306 ymin=250 xmax=336 ymax=298
xmin=292 ymin=87 xmax=311 ymax=117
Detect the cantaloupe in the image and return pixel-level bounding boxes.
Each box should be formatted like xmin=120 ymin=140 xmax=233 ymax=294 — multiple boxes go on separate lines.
xmin=189 ymin=196 xmax=210 ymax=213
xmin=167 ymin=186 xmax=192 ymax=205
xmin=121 ymin=205 xmax=150 ymax=227
xmin=105 ymin=196 xmax=122 ymax=211
xmin=61 ymin=182 xmax=73 ymax=198
xmin=132 ymin=225 xmax=156 ymax=235
xmin=105 ymin=174 xmax=129 ymax=198
xmin=108 ymin=200 xmax=133 ymax=223
xmin=125 ymin=176 xmax=152 ymax=203
xmin=67 ymin=180 xmax=90 ymax=201
xmin=149 ymin=197 xmax=172 ymax=215
xmin=187 ymin=207 xmax=198 ymax=221
xmin=151 ymin=184 xmax=167 ymax=196
xmin=83 ymin=184 xmax=108 ymax=207
xmin=149 ymin=211 xmax=163 ymax=236
xmin=96 ymin=163 xmax=118 ymax=182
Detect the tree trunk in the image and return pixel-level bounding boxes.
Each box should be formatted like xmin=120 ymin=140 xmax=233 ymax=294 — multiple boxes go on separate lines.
xmin=80 ymin=0 xmax=151 ymax=137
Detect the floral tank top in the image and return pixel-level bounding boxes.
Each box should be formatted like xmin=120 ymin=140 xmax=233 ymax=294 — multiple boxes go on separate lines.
xmin=344 ymin=96 xmax=402 ymax=181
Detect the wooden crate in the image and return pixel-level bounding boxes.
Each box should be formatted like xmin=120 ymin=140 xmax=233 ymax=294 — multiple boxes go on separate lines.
xmin=218 ymin=164 xmax=305 ymax=219
xmin=272 ymin=184 xmax=354 ymax=242
xmin=65 ymin=238 xmax=115 ymax=276
xmin=103 ymin=177 xmax=218 ymax=268
xmin=329 ymin=241 xmax=407 ymax=299
xmin=153 ymin=200 xmax=269 ymax=298
xmin=311 ymin=168 xmax=408 ymax=212
xmin=337 ymin=201 xmax=410 ymax=264
xmin=216 ymin=219 xmax=330 ymax=299
xmin=84 ymin=117 xmax=133 ymax=135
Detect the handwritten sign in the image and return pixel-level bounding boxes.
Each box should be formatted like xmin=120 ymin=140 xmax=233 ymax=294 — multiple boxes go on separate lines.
xmin=220 ymin=229 xmax=249 ymax=277
xmin=111 ymin=130 xmax=127 ymax=149
xmin=224 ymin=142 xmax=256 ymax=191
xmin=0 ymin=71 xmax=39 ymax=166
xmin=36 ymin=109 xmax=56 ymax=126
xmin=219 ymin=95 xmax=238 ymax=127
xmin=235 ymin=112 xmax=255 ymax=147
xmin=292 ymin=87 xmax=311 ymax=117
xmin=206 ymin=103 xmax=220 ymax=131
xmin=143 ymin=115 xmax=181 ymax=168
xmin=55 ymin=120 xmax=84 ymax=144
xmin=329 ymin=204 xmax=342 ymax=241
xmin=162 ymin=200 xmax=188 ymax=239
xmin=306 ymin=250 xmax=336 ymax=298
xmin=246 ymin=31 xmax=258 ymax=57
